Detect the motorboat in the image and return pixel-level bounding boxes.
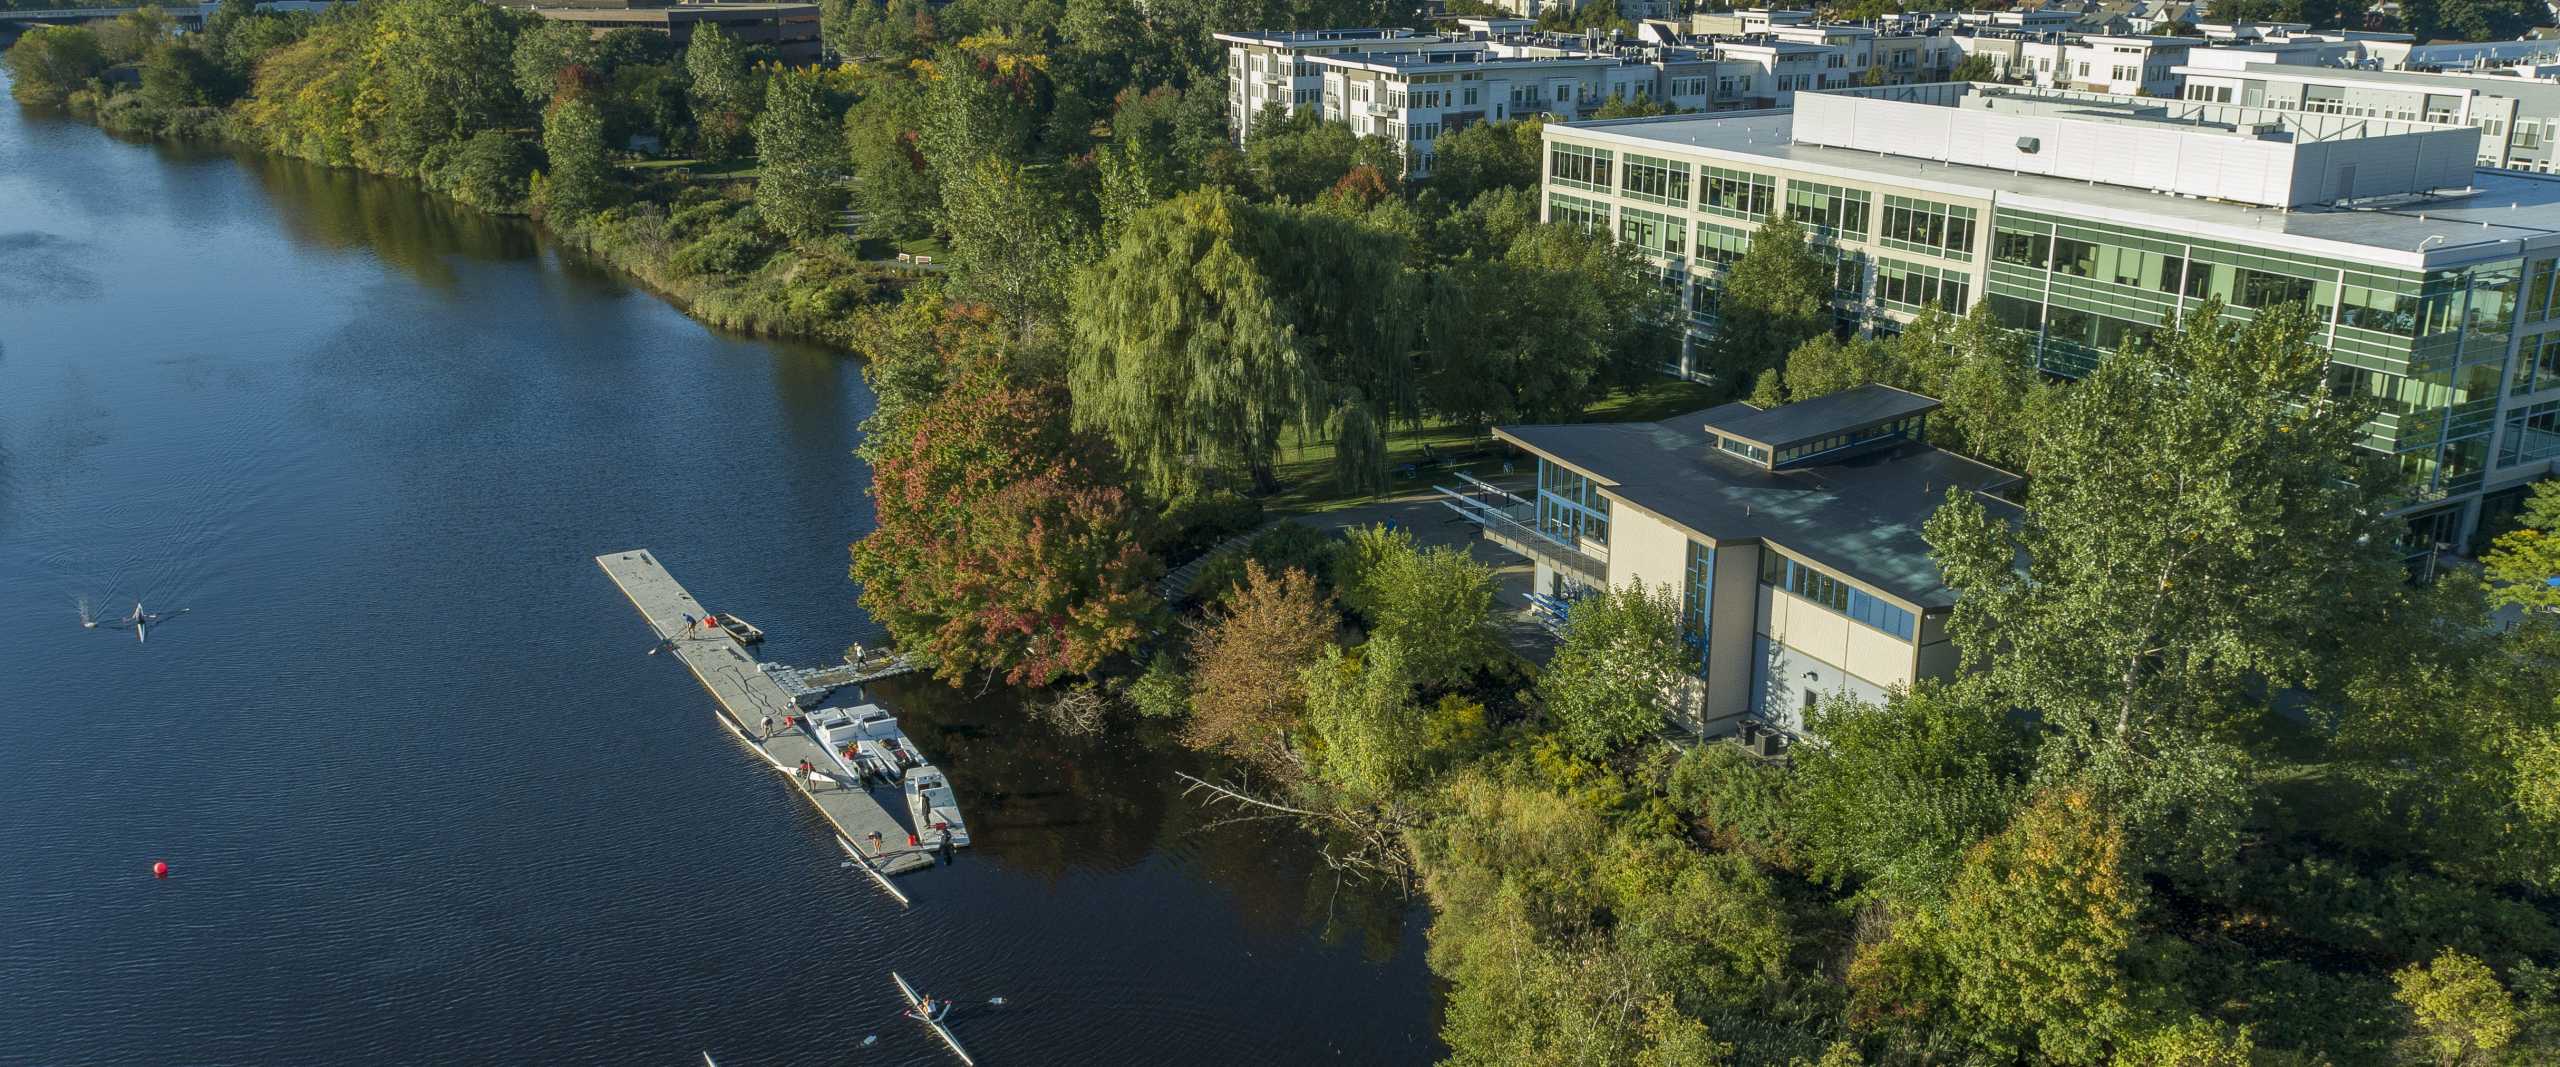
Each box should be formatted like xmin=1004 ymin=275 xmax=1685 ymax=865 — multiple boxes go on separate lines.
xmin=807 ymin=703 xmax=920 ymax=782
xmin=903 ymin=764 xmax=969 ymax=847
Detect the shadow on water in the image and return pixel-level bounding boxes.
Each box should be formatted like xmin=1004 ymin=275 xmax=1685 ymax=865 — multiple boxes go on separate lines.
xmin=231 ymin=149 xmax=539 ymax=289
xmin=878 ymin=678 xmax=1420 ymax=963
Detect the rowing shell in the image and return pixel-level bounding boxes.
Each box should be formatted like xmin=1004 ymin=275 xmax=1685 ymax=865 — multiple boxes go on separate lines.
xmin=892 ymin=971 xmax=974 ymax=1066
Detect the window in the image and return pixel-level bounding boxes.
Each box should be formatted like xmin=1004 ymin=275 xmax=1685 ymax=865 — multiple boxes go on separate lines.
xmin=2234 ymin=267 xmax=2316 ymax=310
xmin=1701 ymin=165 xmax=1776 ymax=221
xmin=1695 ymin=221 xmax=1751 ymax=269
xmin=2503 ymin=399 xmax=2560 ymax=466
xmin=2518 ymin=333 xmax=2560 ymax=395
xmin=2531 ymin=259 xmax=2560 ymax=322
xmin=1993 ymin=228 xmax=2051 ymax=270
xmin=1878 ymin=195 xmax=1977 ymax=260
xmin=1548 ymin=192 xmax=1609 ymax=234
xmin=1987 ymin=292 xmax=2043 ymax=332
xmin=1682 ymin=541 xmax=1713 ymax=652
xmin=1758 ymin=554 xmax=1916 ymax=639
xmin=1716 ymin=435 xmax=1769 ymax=464
xmin=1549 ymin=142 xmax=1612 ymax=192
xmin=1619 ymin=207 xmax=1685 ymax=257
xmin=2340 ymin=284 xmax=2421 ymax=336
xmin=1785 ymin=180 xmax=1871 ymax=238
xmin=1876 ymin=259 xmax=1969 ymax=312
xmin=1620 ymin=153 xmax=1692 ymax=207
xmin=1537 ymin=461 xmax=1611 ymax=547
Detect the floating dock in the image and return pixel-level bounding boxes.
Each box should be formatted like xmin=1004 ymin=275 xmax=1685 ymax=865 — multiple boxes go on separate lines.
xmin=596 ymin=549 xmax=936 ymax=879
xmin=765 ymin=655 xmax=919 ymax=707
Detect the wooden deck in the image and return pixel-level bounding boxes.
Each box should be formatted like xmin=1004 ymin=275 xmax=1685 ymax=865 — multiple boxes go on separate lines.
xmin=595 ymin=549 xmax=936 ymax=880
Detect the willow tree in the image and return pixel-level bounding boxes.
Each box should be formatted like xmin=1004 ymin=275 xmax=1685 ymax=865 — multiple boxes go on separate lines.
xmin=1069 ymin=188 xmax=1307 ymax=493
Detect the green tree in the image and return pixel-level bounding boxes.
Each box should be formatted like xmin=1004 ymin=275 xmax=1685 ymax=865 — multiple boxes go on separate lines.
xmin=2394 ymin=949 xmax=2518 ymax=1066
xmin=684 ymin=22 xmax=754 ymax=158
xmin=2484 ymin=480 xmax=2560 ymax=612
xmin=1948 ymin=52 xmax=1999 ymax=83
xmin=90 ymin=4 xmax=175 ymax=65
xmin=1337 ymin=527 xmax=1503 ymax=690
xmin=139 ymin=42 xmax=241 ymax=110
xmin=1938 ymin=788 xmax=2145 ymax=1063
xmin=1591 ymin=90 xmax=1669 ymax=118
xmin=1424 ymin=116 xmax=1543 ymax=206
xmin=1421 ymin=221 xmax=1673 ymax=430
xmin=5 ymin=26 xmax=109 ymax=107
xmin=1302 ymin=637 xmax=1423 ymax=804
xmin=938 ymin=157 xmax=1091 ymax=340
xmin=1709 ymin=214 xmax=1832 ymax=395
xmin=1777 ymin=331 xmax=1898 ymax=402
xmin=364 ymin=0 xmax=525 ymax=175
xmin=1790 ymin=685 xmax=2026 ymax=902
xmin=511 ymin=18 xmax=594 ymax=107
xmin=1924 ymin=302 xmax=2404 ymax=873
xmin=1245 ymin=106 xmax=1363 ymax=203
xmin=1069 ymin=188 xmax=1306 ymax=492
xmin=752 ymin=67 xmax=839 ymax=240
xmin=1537 ymin=582 xmax=1692 ymax=757
xmin=842 ymin=78 xmax=936 ymax=239
xmin=540 ymin=94 xmax=612 ymax=218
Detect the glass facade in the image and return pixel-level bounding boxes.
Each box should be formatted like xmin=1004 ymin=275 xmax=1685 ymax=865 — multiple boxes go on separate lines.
xmin=1550 ymin=142 xmax=1612 ymax=193
xmin=2513 ymin=333 xmax=2560 ymax=395
xmin=1983 ymin=207 xmax=2518 ymax=498
xmin=2503 ymin=399 xmax=2560 ymax=466
xmin=1683 ymin=540 xmax=1713 ymax=670
xmin=1759 ymin=553 xmax=1916 ymax=640
xmin=1621 ymin=152 xmax=1692 ymax=207
xmin=1537 ymin=460 xmax=1611 ymax=547
xmin=1619 ymin=207 xmax=1686 ymax=257
xmin=1876 ymin=258 xmax=1969 ymax=313
xmin=1879 ymin=194 xmax=1977 ymax=261
xmin=1785 ymin=179 xmax=1871 ymax=239
xmin=1548 ymin=192 xmax=1609 ymax=234
xmin=1700 ymin=165 xmax=1776 ymax=222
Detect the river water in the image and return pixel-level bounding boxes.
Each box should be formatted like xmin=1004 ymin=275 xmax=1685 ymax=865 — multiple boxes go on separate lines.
xmin=0 ymin=90 xmax=1439 ymax=1065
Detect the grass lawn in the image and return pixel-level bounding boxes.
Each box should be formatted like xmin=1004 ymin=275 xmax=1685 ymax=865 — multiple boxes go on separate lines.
xmin=618 ymin=157 xmax=761 ymax=180
xmin=1266 ymin=376 xmax=1723 ymax=516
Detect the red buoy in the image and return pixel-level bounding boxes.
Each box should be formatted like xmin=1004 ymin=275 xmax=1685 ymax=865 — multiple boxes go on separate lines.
xmin=151 ymin=861 xmax=169 ymax=879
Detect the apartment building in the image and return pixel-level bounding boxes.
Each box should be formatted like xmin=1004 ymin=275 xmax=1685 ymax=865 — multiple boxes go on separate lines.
xmin=1218 ymin=25 xmax=1717 ymax=175
xmin=2180 ymin=62 xmax=2560 ymax=172
xmin=1541 ymin=82 xmax=2560 ymax=553
xmin=1952 ymin=32 xmax=2194 ymax=96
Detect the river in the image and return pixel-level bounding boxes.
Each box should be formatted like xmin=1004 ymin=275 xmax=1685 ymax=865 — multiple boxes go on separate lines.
xmin=0 ymin=89 xmax=1441 ymax=1065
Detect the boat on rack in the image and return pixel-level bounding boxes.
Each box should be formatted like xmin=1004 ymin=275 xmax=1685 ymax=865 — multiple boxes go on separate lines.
xmin=892 ymin=971 xmax=974 ymax=1065
xmin=904 ymin=764 xmax=969 ymax=847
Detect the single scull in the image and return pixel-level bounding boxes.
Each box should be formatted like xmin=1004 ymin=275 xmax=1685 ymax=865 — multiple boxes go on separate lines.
xmin=891 ymin=971 xmax=974 ymax=1065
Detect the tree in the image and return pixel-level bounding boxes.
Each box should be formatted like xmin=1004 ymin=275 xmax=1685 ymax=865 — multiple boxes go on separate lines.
xmin=684 ymin=22 xmax=754 ymax=158
xmin=139 ymin=41 xmax=241 ymax=110
xmin=540 ymin=94 xmax=612 ymax=218
xmin=916 ymin=40 xmax=1040 ymax=175
xmin=1924 ymin=301 xmax=2405 ymax=871
xmin=752 ymin=67 xmax=839 ymax=240
xmin=1301 ymin=637 xmax=1423 ymax=804
xmin=1591 ymin=90 xmax=1669 ymax=119
xmin=1937 ymin=789 xmax=2145 ymax=1063
xmin=938 ymin=157 xmax=1090 ymax=340
xmin=842 ymin=79 xmax=937 ymax=239
xmin=1336 ymin=527 xmax=1503 ymax=690
xmin=1421 ymin=221 xmax=1673 ymax=430
xmin=5 ymin=26 xmax=109 ymax=106
xmin=2484 ymin=479 xmax=2560 ymax=613
xmin=1186 ymin=561 xmax=1339 ymax=778
xmin=1709 ymin=214 xmax=1832 ymax=395
xmin=1948 ymin=52 xmax=1999 ymax=83
xmin=851 ymin=308 xmax=1163 ymax=687
xmin=2395 ymin=950 xmax=2518 ymax=1066
xmin=1069 ymin=188 xmax=1306 ymax=492
xmin=1789 ymin=685 xmax=2026 ymax=903
xmin=1777 ymin=332 xmax=1898 ymax=403
xmin=1425 ymin=116 xmax=1543 ymax=206
xmin=90 ymin=5 xmax=175 ymax=66
xmin=511 ymin=19 xmax=594 ymax=108
xmin=1245 ymin=106 xmax=1362 ymax=203
xmin=1537 ymin=582 xmax=1692 ymax=757
xmin=364 ymin=0 xmax=525 ymax=175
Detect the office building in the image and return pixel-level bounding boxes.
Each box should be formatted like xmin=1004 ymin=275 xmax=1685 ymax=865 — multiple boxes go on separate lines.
xmin=1441 ymin=384 xmax=2017 ymax=736
xmin=1541 ymin=82 xmax=2560 ymax=553
xmin=2179 ymin=62 xmax=2560 ymax=172
xmin=515 ymin=0 xmax=821 ymax=63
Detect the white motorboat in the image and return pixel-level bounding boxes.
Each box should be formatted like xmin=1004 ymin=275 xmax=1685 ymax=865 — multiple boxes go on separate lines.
xmin=903 ymin=764 xmax=969 ymax=847
xmin=807 ymin=703 xmax=921 ymax=782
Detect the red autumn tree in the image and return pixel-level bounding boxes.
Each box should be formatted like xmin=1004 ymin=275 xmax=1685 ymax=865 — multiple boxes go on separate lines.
xmin=851 ymin=306 xmax=1163 ymax=687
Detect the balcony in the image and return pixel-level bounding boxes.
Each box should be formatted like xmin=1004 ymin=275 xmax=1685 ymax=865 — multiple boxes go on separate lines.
xmin=1434 ymin=473 xmax=1608 ymax=588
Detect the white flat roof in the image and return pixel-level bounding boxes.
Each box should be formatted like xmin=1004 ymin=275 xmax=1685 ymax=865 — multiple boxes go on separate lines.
xmin=1558 ymin=112 xmax=2560 ymax=266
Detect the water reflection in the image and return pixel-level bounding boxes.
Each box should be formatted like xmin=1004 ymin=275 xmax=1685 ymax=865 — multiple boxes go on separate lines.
xmin=235 ymin=149 xmax=538 ymax=287
xmin=880 ymin=678 xmax=1417 ymax=960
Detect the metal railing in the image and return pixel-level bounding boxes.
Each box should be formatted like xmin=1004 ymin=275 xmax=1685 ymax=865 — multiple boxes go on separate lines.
xmin=1434 ymin=473 xmax=1609 ymax=584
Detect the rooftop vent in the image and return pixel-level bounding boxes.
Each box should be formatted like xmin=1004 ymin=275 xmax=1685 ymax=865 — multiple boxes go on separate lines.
xmin=2016 ymin=135 xmax=2041 ymax=152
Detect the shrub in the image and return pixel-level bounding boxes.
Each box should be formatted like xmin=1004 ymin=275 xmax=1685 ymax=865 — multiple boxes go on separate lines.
xmin=1184 ymin=522 xmax=1338 ymax=604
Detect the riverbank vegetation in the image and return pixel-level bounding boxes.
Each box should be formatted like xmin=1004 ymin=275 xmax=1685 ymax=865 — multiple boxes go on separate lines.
xmin=21 ymin=1 xmax=2560 ymax=1062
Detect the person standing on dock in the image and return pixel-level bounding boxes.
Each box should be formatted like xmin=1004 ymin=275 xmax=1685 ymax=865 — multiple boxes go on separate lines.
xmin=760 ymin=715 xmax=773 ymax=740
